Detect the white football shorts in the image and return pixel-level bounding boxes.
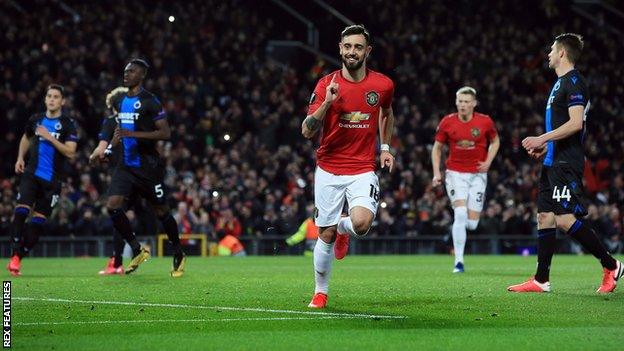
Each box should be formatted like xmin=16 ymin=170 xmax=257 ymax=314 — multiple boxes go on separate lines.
xmin=314 ymin=166 xmax=380 ymax=227
xmin=444 ymin=170 xmax=487 ymax=212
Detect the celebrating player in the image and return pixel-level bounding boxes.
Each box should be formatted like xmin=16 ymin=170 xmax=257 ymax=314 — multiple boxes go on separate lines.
xmin=105 ymin=59 xmax=186 ymax=277
xmin=508 ymin=33 xmax=623 ymax=293
xmin=301 ymin=24 xmax=395 ymax=308
xmin=7 ymin=85 xmax=78 ymax=276
xmin=431 ymin=87 xmax=500 ymax=273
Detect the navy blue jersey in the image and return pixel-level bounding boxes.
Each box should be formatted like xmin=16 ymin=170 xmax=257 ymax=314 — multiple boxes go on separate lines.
xmin=98 ymin=114 xmax=122 ymax=166
xmin=110 ymin=89 xmax=166 ymax=169
xmin=24 ymin=113 xmax=78 ymax=183
xmin=98 ymin=114 xmax=117 ymax=142
xmin=543 ymin=69 xmax=590 ymax=170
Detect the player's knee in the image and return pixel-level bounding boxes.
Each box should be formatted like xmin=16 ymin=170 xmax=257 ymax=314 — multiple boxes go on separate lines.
xmin=452 ymin=200 xmax=467 ymax=209
xmin=351 ymin=217 xmax=372 ymax=237
xmin=537 ymin=212 xmax=555 ymax=228
xmin=554 ymin=215 xmax=576 ymax=233
xmin=466 ymin=219 xmax=479 ymax=231
xmin=31 ymin=212 xmax=47 ymax=220
xmin=318 ymin=227 xmax=337 ymax=243
xmin=353 ymin=227 xmax=370 ymax=237
xmin=454 ymin=206 xmax=468 ymax=222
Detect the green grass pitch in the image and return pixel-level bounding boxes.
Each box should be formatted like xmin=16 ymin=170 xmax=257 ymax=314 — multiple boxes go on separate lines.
xmin=8 ymin=255 xmax=624 ymax=350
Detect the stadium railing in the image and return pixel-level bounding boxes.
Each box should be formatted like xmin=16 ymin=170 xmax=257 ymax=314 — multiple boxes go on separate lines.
xmin=0 ymin=235 xmax=572 ymax=257
xmin=156 ymin=233 xmax=209 ymax=257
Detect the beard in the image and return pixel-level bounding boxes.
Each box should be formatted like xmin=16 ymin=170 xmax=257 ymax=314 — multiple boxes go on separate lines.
xmin=46 ymin=104 xmax=61 ymax=113
xmin=548 ymin=56 xmax=559 ymax=69
xmin=342 ymin=55 xmax=365 ymax=71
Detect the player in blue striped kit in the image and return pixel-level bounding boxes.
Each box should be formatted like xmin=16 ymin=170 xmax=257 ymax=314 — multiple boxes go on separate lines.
xmin=105 ymin=59 xmax=186 ymax=277
xmin=8 ymin=84 xmax=78 ymax=276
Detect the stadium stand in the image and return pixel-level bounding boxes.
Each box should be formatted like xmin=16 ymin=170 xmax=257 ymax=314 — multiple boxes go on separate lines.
xmin=0 ymin=0 xmax=621 ymax=254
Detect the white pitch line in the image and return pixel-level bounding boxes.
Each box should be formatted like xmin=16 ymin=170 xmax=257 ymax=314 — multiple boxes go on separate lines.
xmin=15 ymin=316 xmax=367 ymax=326
xmin=14 ymin=297 xmax=407 ymax=319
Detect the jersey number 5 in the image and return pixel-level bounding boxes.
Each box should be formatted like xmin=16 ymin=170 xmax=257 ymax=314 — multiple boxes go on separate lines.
xmin=154 ymin=184 xmax=164 ymax=199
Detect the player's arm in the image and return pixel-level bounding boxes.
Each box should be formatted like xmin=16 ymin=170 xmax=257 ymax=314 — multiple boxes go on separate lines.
xmin=541 ymin=106 xmax=584 ymax=142
xmin=302 ymin=74 xmax=338 ymax=139
xmin=89 ymin=140 xmax=109 ymax=164
xmin=91 ymin=140 xmax=109 ymax=154
xmin=14 ymin=133 xmax=31 ymax=174
xmin=302 ymin=102 xmax=331 ymax=139
xmin=523 ymin=84 xmax=587 ymax=151
xmin=119 ymin=118 xmax=171 ymax=141
xmin=477 ymin=134 xmax=500 ymax=173
xmin=431 ymin=141 xmax=444 ymax=186
xmin=523 ymin=106 xmax=584 ymax=151
xmin=379 ymin=106 xmax=395 ymax=172
xmin=90 ymin=119 xmax=115 ymax=163
xmin=35 ymin=126 xmax=77 ymax=160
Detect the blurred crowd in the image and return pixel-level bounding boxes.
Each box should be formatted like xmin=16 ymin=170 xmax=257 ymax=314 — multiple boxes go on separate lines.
xmin=0 ymin=0 xmax=622 ymax=252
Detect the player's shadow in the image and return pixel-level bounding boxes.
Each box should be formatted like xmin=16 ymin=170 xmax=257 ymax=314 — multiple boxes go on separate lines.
xmin=324 ymin=297 xmax=473 ymax=330
xmin=550 ymin=291 xmax=624 ymax=301
xmin=471 ymin=270 xmax=531 ymax=278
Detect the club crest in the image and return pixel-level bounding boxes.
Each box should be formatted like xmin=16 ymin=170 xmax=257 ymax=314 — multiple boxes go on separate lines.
xmin=365 ymin=91 xmax=379 ymax=107
xmin=471 ymin=128 xmax=480 ymax=138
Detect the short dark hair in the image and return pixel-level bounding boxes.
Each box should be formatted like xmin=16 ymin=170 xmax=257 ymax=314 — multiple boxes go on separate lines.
xmin=555 ymin=33 xmax=584 ymax=64
xmin=46 ymin=84 xmax=65 ymax=97
xmin=341 ymin=24 xmax=371 ymax=45
xmin=128 ymin=58 xmax=150 ymax=72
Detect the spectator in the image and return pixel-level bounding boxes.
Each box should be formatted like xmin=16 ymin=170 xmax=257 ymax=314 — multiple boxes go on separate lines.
xmin=217 ymin=231 xmax=247 ymax=257
xmin=174 ymin=202 xmax=198 ymax=235
xmin=0 ymin=0 xmax=622 ymax=246
xmin=479 ymin=201 xmax=503 ymax=235
xmin=215 ymin=208 xmax=242 ymax=238
xmin=74 ymin=207 xmax=99 ymax=237
xmin=600 ymin=206 xmax=622 ymax=254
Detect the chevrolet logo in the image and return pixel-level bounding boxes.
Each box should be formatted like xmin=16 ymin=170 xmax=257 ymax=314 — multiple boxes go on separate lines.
xmin=456 ymin=140 xmax=476 ymax=149
xmin=340 ymin=111 xmax=371 ymax=123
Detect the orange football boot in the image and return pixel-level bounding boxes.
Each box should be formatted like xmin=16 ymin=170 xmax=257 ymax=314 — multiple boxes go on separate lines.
xmin=597 ymin=260 xmax=623 ymax=293
xmin=308 ymin=292 xmax=328 ymax=308
xmin=507 ymin=277 xmax=551 ymax=293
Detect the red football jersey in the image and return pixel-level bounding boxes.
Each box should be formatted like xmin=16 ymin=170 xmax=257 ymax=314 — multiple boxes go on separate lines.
xmin=434 ymin=112 xmax=497 ymax=173
xmin=307 ymin=69 xmax=394 ymax=175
